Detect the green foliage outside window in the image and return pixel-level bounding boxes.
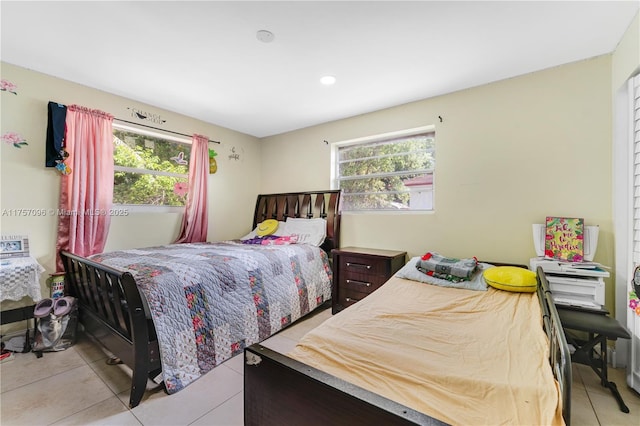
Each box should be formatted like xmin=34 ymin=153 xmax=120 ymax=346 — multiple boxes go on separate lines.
xmin=113 ymin=129 xmax=190 ymax=206
xmin=338 ymin=134 xmax=435 ymax=210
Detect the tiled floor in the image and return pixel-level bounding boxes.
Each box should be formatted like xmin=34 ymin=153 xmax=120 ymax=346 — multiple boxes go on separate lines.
xmin=1 ymin=305 xmax=639 ymax=425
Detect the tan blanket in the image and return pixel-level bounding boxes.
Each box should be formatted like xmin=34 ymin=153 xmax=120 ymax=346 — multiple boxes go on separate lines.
xmin=289 ymin=276 xmax=564 ymax=426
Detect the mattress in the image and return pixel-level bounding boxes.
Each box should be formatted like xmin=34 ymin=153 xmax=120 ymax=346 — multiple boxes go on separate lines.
xmin=288 ymin=275 xmax=564 ymax=425
xmin=91 ymin=241 xmax=332 ymax=393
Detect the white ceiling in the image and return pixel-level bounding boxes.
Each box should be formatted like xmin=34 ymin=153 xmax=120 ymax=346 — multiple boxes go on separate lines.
xmin=2 ymin=1 xmax=638 ymax=138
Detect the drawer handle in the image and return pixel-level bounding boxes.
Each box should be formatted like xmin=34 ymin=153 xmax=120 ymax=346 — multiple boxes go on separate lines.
xmin=346 ymin=262 xmax=371 ymax=270
xmin=346 ymin=279 xmax=371 ymax=287
xmin=345 ymin=297 xmax=361 ymax=303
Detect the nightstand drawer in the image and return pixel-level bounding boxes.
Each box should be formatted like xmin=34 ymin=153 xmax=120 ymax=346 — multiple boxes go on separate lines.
xmin=339 ymin=289 xmax=370 ymax=308
xmin=340 ymin=255 xmax=388 ymax=277
xmin=342 ymin=269 xmax=388 ymax=287
xmin=341 ymin=277 xmax=383 ymax=293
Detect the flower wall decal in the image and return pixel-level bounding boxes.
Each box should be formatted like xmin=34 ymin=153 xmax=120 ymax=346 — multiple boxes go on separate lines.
xmin=0 ymin=79 xmax=18 ymax=95
xmin=2 ymin=131 xmax=28 ymax=148
xmin=174 ymin=182 xmax=188 ymax=198
xmin=630 ymin=291 xmax=640 ymax=317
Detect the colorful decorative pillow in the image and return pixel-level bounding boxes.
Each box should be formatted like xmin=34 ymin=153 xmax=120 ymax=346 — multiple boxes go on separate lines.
xmin=483 ymin=266 xmax=537 ymax=293
xmin=395 ymin=256 xmax=493 ymax=291
xmin=256 ymin=219 xmax=279 ymax=237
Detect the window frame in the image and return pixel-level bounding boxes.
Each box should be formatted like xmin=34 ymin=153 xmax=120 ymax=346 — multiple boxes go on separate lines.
xmin=112 ymin=123 xmax=191 ymax=213
xmin=331 ymin=125 xmax=435 ymax=214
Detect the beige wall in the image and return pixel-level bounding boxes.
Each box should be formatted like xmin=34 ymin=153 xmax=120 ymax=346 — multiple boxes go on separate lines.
xmin=0 ymin=62 xmax=261 ymax=318
xmin=261 ymin=56 xmax=615 ymax=305
xmin=612 ymin=12 xmax=639 ymax=92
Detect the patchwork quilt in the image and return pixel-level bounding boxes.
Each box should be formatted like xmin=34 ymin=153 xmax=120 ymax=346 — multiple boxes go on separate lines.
xmin=90 ymin=241 xmax=332 ymax=393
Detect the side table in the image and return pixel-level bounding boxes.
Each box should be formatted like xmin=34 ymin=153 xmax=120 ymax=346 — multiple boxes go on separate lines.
xmin=331 ymin=247 xmax=406 ymax=314
xmin=0 ymin=256 xmax=45 ymax=352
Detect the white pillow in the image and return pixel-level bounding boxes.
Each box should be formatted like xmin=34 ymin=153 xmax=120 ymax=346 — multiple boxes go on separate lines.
xmin=283 ymin=218 xmax=327 ymax=247
xmin=240 ymin=221 xmax=287 ymax=240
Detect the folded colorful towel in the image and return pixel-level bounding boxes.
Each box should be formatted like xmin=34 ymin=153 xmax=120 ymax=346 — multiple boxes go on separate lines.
xmin=416 ymin=252 xmax=478 ymax=280
xmin=241 ymin=235 xmax=299 ymax=246
xmin=419 ymin=269 xmax=473 ymax=283
xmin=241 ymin=235 xmax=279 ymax=245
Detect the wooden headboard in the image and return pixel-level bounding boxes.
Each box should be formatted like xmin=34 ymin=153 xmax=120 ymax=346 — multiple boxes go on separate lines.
xmin=253 ymin=190 xmax=342 ymax=254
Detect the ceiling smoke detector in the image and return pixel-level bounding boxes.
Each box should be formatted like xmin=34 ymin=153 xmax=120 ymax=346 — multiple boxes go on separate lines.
xmin=256 ymin=30 xmax=275 ymax=43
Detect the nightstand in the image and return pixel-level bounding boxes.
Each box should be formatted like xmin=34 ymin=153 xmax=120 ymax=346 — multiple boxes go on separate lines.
xmin=331 ymin=247 xmax=406 ymax=314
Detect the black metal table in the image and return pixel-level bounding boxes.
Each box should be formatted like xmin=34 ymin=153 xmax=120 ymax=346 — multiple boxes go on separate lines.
xmin=557 ymin=306 xmax=632 ymax=413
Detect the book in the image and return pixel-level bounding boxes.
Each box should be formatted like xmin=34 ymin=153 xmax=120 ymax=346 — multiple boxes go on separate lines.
xmin=545 ymin=216 xmax=584 ymax=262
xmin=565 ymin=262 xmax=610 ymax=270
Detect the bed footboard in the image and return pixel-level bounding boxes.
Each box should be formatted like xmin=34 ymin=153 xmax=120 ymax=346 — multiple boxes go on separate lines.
xmin=537 ymin=266 xmax=572 ymax=425
xmin=60 ymin=251 xmax=161 ymax=408
xmin=244 ymin=344 xmax=446 ymax=426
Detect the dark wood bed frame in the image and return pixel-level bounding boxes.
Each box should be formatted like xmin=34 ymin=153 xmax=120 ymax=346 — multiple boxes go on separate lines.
xmin=60 ymin=190 xmax=341 ymax=408
xmin=244 ymin=266 xmax=573 ymax=426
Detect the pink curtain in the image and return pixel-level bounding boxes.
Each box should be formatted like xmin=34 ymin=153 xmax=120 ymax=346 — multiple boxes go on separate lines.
xmin=55 ymin=106 xmax=114 ymax=271
xmin=174 ymin=134 xmax=209 ymax=243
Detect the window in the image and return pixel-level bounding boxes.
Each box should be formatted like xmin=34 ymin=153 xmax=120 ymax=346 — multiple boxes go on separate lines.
xmin=334 ymin=127 xmax=435 ymax=211
xmin=113 ymin=126 xmax=191 ymax=207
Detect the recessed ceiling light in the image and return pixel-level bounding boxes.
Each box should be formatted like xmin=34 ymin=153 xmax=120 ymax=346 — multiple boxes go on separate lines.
xmin=320 ymin=75 xmax=336 ymax=86
xmin=256 ymin=30 xmax=274 ymax=43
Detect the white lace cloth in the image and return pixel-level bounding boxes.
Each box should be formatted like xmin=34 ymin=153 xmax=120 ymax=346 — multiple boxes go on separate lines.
xmin=0 ymin=256 xmax=44 ymax=302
